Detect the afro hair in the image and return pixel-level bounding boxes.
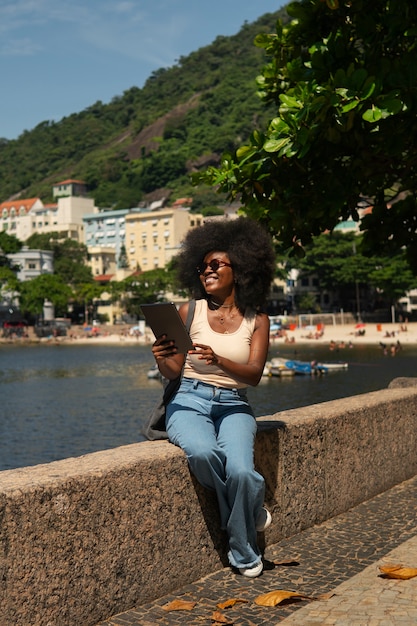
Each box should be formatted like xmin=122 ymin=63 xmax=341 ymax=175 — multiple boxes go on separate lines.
xmin=176 ymin=217 xmax=276 ymax=313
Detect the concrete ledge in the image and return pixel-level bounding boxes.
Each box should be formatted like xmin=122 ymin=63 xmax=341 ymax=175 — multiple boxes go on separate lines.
xmin=1 ymin=382 xmax=417 ymax=625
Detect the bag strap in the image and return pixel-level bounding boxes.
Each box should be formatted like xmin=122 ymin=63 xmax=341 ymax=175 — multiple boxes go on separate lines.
xmin=185 ymin=299 xmax=196 ymax=332
xmin=175 ymin=298 xmax=195 ymax=385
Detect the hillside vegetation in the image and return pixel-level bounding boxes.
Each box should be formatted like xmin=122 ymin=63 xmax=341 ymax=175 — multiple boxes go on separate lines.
xmin=0 ymin=9 xmax=288 ymax=210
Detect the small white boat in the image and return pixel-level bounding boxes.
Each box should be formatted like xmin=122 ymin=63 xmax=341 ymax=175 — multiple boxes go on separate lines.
xmin=263 ymin=358 xmax=295 ymax=377
xmin=147 ymin=365 xmax=161 ymax=379
xmin=319 ymin=361 xmax=349 ymax=371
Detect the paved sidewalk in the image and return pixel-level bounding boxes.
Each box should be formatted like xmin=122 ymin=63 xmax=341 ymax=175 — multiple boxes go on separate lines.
xmin=98 ymin=475 xmax=417 ymax=626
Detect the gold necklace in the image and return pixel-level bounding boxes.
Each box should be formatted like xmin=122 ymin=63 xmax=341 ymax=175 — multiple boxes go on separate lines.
xmin=216 ymin=306 xmax=236 ymax=333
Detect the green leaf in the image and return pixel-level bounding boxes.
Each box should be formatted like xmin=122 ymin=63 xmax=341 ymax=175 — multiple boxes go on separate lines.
xmin=341 ymin=100 xmax=359 ymax=113
xmin=359 ymin=77 xmax=376 ymax=101
xmin=279 ymin=94 xmax=302 ymax=109
xmin=362 ymin=106 xmax=382 ymax=122
xmin=263 ymin=137 xmax=291 ymax=153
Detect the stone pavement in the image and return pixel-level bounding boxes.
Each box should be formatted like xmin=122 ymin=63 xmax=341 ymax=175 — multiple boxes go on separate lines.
xmin=98 ymin=474 xmax=417 ymax=626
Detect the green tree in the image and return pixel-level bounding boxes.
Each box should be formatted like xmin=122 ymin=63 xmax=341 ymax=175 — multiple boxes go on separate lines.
xmin=293 ymin=232 xmax=417 ymax=310
xmin=19 ymin=274 xmax=72 ymax=318
xmin=0 ymin=266 xmax=20 ymax=298
xmin=72 ymin=282 xmax=104 ymax=324
xmin=122 ymin=268 xmax=175 ymax=318
xmin=0 ymin=231 xmax=22 ymax=254
xmin=369 ymin=254 xmax=417 ymax=304
xmin=118 ymin=244 xmax=129 ymax=269
xmin=198 ymin=0 xmax=417 ymax=270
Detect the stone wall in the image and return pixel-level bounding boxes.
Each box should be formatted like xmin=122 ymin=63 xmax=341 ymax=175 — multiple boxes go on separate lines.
xmin=1 ymin=384 xmax=417 ymax=626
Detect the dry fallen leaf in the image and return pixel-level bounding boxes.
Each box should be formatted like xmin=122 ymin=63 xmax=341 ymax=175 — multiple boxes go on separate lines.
xmin=255 ymin=589 xmax=313 ymax=607
xmin=273 ymin=560 xmax=300 ymax=567
xmin=162 ymin=599 xmax=197 ymax=611
xmin=379 ymin=564 xmax=417 ymax=580
xmin=211 ymin=610 xmax=234 ymax=624
xmin=217 ymin=598 xmax=248 ymax=610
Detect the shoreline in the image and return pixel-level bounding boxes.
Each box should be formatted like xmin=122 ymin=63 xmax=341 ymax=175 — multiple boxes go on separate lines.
xmin=1 ymin=321 xmax=416 ymax=348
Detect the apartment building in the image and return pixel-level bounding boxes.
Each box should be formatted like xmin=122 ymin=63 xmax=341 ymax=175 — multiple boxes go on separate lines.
xmin=83 ymin=209 xmax=128 ymax=269
xmin=88 ymin=246 xmax=118 ymax=277
xmin=1 ymin=198 xmax=43 ymax=241
xmin=125 ymin=207 xmax=203 ymax=270
xmin=1 ymin=187 xmax=95 ymax=243
xmin=7 ymin=247 xmax=54 ymax=281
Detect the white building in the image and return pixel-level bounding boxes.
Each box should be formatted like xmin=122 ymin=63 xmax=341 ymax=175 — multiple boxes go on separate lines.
xmin=7 ymin=247 xmax=54 ymax=281
xmin=1 ymin=181 xmax=96 ymax=243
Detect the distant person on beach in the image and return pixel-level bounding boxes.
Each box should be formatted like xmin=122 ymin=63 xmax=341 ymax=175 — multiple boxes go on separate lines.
xmin=151 ymin=217 xmax=275 ymax=578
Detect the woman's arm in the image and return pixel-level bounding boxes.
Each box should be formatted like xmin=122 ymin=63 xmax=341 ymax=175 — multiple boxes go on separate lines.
xmin=190 ymin=312 xmax=270 ymax=386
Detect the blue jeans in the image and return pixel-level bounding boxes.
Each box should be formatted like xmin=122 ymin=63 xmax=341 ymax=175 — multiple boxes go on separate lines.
xmin=166 ymin=377 xmax=265 ymax=569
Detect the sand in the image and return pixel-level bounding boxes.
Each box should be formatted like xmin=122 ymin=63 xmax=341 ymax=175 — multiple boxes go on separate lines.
xmin=1 ymin=321 xmax=416 ymax=348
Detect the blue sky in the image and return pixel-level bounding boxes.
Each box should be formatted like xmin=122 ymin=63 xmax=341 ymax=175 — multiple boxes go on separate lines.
xmin=1 ymin=0 xmax=287 ymax=141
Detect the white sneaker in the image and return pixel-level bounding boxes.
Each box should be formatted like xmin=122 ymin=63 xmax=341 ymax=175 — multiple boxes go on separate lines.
xmin=256 ymin=507 xmax=272 ymax=532
xmin=238 ymin=561 xmax=263 ymax=578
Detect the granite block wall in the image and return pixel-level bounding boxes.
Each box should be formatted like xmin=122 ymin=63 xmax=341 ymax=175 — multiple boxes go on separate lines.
xmin=1 ymin=384 xmax=416 ymax=625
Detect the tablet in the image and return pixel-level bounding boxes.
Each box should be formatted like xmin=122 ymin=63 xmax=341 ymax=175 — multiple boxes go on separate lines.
xmin=140 ymin=302 xmax=193 ymax=353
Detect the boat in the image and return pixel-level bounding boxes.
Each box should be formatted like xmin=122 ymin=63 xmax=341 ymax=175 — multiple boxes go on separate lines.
xmin=318 ymin=361 xmax=349 ymax=371
xmin=263 ymin=357 xmax=348 ymax=377
xmin=263 ymin=359 xmax=295 ymax=377
xmin=147 ymin=364 xmax=161 ymax=379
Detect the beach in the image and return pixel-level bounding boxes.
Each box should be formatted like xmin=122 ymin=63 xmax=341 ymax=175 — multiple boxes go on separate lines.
xmin=271 ymin=321 xmax=415 ymax=348
xmin=2 ymin=320 xmax=416 ymax=348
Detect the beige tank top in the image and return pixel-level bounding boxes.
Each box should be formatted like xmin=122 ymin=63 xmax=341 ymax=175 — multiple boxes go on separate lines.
xmin=183 ymin=299 xmax=256 ymax=389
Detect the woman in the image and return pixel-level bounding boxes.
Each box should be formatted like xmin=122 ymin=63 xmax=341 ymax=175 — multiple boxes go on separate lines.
xmin=151 ymin=217 xmax=276 ymax=577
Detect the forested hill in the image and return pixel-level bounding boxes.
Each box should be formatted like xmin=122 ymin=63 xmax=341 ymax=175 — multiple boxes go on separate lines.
xmin=0 ymin=8 xmax=289 ymax=211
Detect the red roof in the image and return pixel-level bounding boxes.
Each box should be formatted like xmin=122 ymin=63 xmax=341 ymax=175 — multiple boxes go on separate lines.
xmin=54 ymin=179 xmax=86 ymax=186
xmin=171 ymin=197 xmax=192 ymax=207
xmin=94 ymin=274 xmax=115 ymax=282
xmin=0 ymin=198 xmax=41 ymax=215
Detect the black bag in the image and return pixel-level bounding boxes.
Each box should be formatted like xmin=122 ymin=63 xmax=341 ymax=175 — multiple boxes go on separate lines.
xmin=142 ymin=300 xmax=195 ymax=441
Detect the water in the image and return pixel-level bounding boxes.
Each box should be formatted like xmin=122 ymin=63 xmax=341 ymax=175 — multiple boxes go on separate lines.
xmin=1 ymin=342 xmax=416 ymax=471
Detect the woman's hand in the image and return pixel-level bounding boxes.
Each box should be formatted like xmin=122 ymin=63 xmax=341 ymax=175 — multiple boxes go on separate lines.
xmin=151 ymin=334 xmax=177 ymax=361
xmin=152 ymin=335 xmax=185 ymax=380
xmin=190 ymin=343 xmax=219 ymax=366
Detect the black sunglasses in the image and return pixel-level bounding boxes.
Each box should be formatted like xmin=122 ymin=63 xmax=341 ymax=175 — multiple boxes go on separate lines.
xmin=197 ymin=259 xmax=232 ymax=274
